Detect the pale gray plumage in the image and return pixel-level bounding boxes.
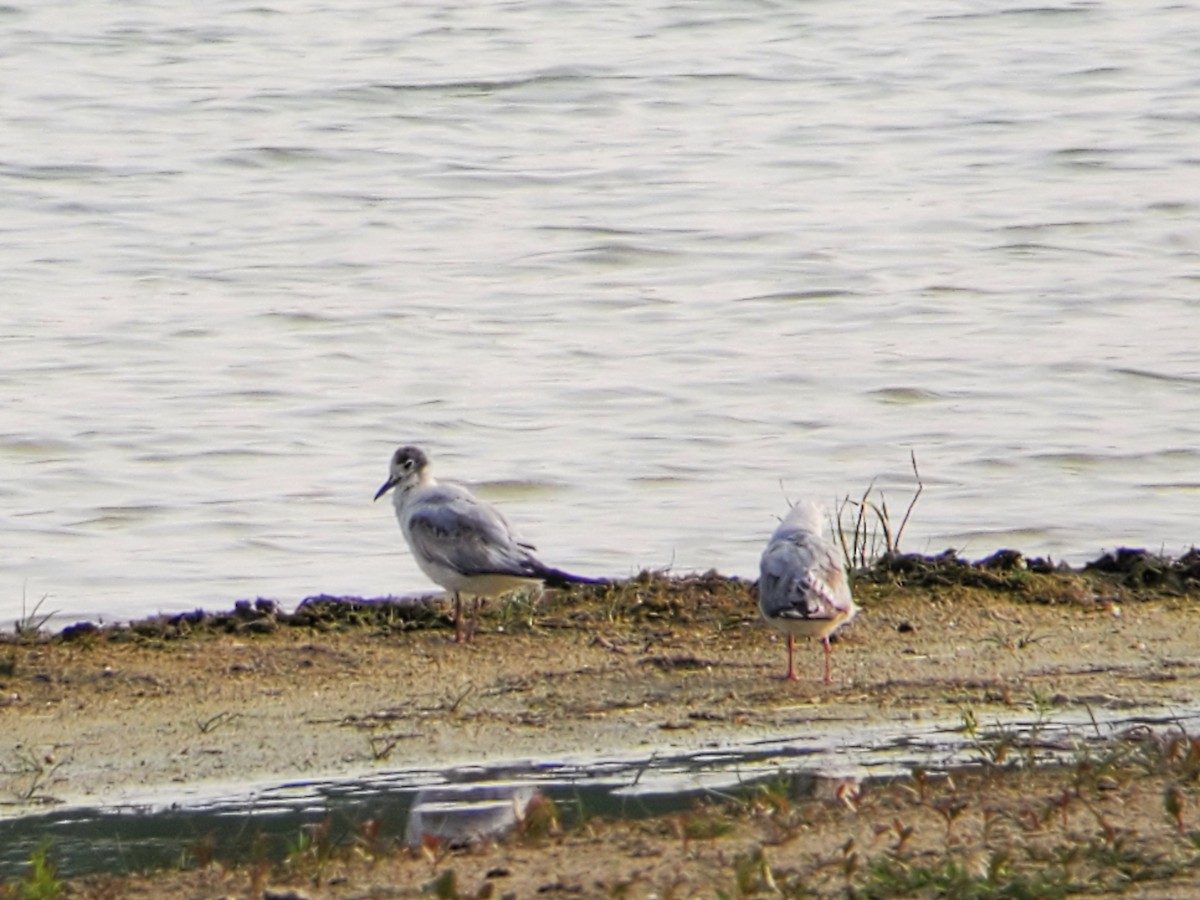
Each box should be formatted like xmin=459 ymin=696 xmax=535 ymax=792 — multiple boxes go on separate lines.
xmin=758 ymin=499 xmax=858 ymax=683
xmin=375 ymin=445 xmax=603 ymax=642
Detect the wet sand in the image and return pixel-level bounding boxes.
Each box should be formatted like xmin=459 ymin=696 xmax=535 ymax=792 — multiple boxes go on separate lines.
xmin=3 ymin=552 xmax=1200 ymax=896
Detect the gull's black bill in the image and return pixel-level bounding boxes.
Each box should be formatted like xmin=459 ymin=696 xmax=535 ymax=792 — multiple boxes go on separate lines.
xmin=374 ymin=476 xmax=399 ymax=502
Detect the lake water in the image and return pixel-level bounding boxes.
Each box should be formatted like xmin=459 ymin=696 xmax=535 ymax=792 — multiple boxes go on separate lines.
xmin=2 ymin=0 xmax=1197 ymax=627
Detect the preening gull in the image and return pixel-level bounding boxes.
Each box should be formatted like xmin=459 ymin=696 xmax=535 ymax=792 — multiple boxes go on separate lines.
xmin=758 ymin=500 xmax=858 ymax=683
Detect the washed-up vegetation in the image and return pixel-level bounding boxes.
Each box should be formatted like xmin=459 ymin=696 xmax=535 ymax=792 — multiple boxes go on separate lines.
xmin=3 ymin=541 xmax=1194 ymax=651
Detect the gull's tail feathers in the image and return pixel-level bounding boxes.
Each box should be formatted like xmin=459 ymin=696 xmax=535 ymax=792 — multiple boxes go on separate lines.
xmin=531 ymin=564 xmax=610 ymax=589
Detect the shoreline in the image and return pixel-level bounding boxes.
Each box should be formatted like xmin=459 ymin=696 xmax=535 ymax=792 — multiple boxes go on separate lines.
xmin=3 ymin=548 xmax=1200 ymax=895
xmin=5 ymin=548 xmax=1199 ymax=806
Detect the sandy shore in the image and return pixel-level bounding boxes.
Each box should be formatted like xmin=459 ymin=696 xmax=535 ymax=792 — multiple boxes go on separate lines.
xmin=3 ymin=553 xmax=1200 ymax=896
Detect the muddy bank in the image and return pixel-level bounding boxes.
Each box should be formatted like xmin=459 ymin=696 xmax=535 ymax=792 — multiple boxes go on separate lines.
xmin=3 ymin=549 xmax=1199 ymax=811
xmin=2 ymin=547 xmax=1200 ymax=895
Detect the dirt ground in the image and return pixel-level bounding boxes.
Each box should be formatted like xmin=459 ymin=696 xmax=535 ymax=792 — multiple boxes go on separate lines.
xmin=3 ymin=550 xmax=1200 ymax=897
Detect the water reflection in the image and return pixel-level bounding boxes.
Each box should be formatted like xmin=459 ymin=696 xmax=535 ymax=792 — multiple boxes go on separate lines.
xmin=405 ymin=783 xmax=538 ymax=848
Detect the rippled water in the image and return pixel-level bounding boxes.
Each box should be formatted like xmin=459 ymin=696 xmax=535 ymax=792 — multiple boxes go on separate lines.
xmin=2 ymin=0 xmax=1197 ymax=625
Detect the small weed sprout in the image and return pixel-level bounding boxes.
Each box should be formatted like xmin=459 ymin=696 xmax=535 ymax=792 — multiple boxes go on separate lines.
xmin=1 ymin=748 xmax=67 ymax=804
xmin=195 ymin=711 xmax=240 ymax=735
xmin=931 ymin=796 xmax=969 ymax=838
xmin=731 ymin=845 xmax=775 ymax=895
xmin=16 ymin=845 xmax=61 ymax=900
xmin=184 ymin=833 xmax=217 ymax=869
xmin=958 ymin=708 xmax=1015 ymax=769
xmin=283 ymin=816 xmax=338 ymax=883
xmin=354 ymin=817 xmax=386 ymax=860
xmin=518 ymin=794 xmax=561 ymax=841
xmin=498 ymin=588 xmax=540 ymax=632
xmin=368 ymin=734 xmax=400 ymax=761
xmin=1024 ymin=689 xmax=1055 ymax=769
xmin=444 ymin=683 xmax=474 ymax=715
xmin=13 ymin=591 xmax=58 ymax=642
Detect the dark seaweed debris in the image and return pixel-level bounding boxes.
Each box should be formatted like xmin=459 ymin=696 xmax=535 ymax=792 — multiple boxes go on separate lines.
xmin=593 ymin=569 xmax=753 ymax=626
xmin=40 ymin=572 xmax=754 ymax=644
xmin=24 ymin=546 xmax=1200 ymax=645
xmin=863 ymin=548 xmax=1059 ymax=590
xmin=1084 ymin=546 xmax=1200 ymax=589
xmin=866 ymin=545 xmax=1200 ymax=596
xmin=54 ymin=595 xmax=450 ymax=643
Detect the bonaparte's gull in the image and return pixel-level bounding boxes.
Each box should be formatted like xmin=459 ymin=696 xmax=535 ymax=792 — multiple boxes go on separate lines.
xmin=758 ymin=500 xmax=858 ymax=683
xmin=374 ymin=445 xmax=604 ymax=642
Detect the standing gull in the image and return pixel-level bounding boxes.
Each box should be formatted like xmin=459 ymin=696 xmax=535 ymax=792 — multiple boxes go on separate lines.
xmin=758 ymin=500 xmax=858 ymax=683
xmin=374 ymin=445 xmax=603 ymax=642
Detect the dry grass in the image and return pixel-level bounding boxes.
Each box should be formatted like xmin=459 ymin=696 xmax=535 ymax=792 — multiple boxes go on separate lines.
xmin=835 ymin=450 xmax=925 ymax=573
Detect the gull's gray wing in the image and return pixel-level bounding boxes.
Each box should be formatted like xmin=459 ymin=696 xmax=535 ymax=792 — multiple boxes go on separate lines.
xmin=759 ymin=529 xmax=850 ymax=622
xmin=403 ymin=486 xmax=543 ymax=579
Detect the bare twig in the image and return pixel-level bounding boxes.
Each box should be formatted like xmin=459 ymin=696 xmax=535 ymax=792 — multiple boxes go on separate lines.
xmin=854 ymin=479 xmax=875 ymax=569
xmin=835 ymin=452 xmax=925 ymax=571
xmin=894 ymin=449 xmax=924 ymax=551
xmin=196 ymin=711 xmax=241 ymax=734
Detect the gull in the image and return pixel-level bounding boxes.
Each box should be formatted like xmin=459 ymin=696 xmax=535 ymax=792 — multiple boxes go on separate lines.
xmin=758 ymin=499 xmax=858 ymax=684
xmin=374 ymin=445 xmax=604 ymax=642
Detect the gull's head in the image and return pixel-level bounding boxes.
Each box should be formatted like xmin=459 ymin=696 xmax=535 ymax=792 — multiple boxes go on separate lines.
xmin=780 ymin=498 xmax=825 ymax=534
xmin=373 ymin=445 xmax=430 ymax=501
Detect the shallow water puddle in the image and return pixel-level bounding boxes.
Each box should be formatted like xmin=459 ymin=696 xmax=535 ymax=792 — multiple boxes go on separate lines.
xmin=2 ymin=702 xmax=1198 ymax=880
